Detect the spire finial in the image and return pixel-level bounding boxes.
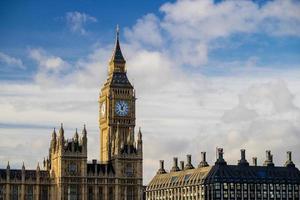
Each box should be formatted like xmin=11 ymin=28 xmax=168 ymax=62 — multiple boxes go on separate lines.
xmin=116 ymin=24 xmax=120 ymax=40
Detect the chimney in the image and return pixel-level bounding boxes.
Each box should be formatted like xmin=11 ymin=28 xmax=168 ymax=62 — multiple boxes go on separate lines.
xmin=170 ymin=157 xmax=180 ymax=172
xmin=252 ymin=157 xmax=257 ymax=166
xmin=184 ymin=154 xmax=194 ymax=170
xmin=198 ymin=152 xmax=209 ymax=167
xmin=284 ymin=151 xmax=295 ymax=168
xmin=180 ymin=161 xmax=185 ymax=170
xmin=157 ymin=160 xmax=166 ymax=174
xmin=215 ymin=148 xmax=227 ymax=165
xmin=263 ymin=150 xmax=274 ymax=167
xmin=238 ymin=149 xmax=249 ymax=166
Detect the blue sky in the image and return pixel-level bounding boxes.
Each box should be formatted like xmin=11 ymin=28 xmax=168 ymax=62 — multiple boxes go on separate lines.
xmin=1 ymin=0 xmax=300 ymax=183
xmin=1 ymin=0 xmax=300 ymax=81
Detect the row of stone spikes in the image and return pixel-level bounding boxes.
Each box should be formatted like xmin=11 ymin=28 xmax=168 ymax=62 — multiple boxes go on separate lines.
xmin=51 ymin=123 xmax=87 ymax=141
xmin=157 ymin=148 xmax=296 ymax=174
xmin=5 ymin=161 xmax=41 ymax=171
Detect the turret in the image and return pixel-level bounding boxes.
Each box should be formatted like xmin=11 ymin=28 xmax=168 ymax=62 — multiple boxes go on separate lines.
xmin=74 ymin=128 xmax=79 ymax=142
xmin=51 ymin=128 xmax=57 ymax=150
xmin=184 ymin=155 xmax=194 ymax=170
xmin=59 ymin=123 xmax=64 ymax=143
xmin=137 ymin=127 xmax=143 ymax=153
xmin=43 ymin=158 xmax=46 ymax=169
xmin=198 ymin=152 xmax=209 ymax=167
xmin=157 ymin=160 xmax=166 ymax=174
xmin=238 ymin=149 xmax=249 ymax=166
xmin=284 ymin=151 xmax=295 ymax=168
xmin=6 ymin=161 xmax=10 ymax=182
xmin=81 ymin=124 xmax=87 ymax=149
xmin=36 ymin=162 xmax=40 ymax=185
xmin=127 ymin=127 xmax=134 ymax=146
xmin=22 ymin=162 xmax=25 ymax=182
xmin=37 ymin=162 xmax=40 ymax=173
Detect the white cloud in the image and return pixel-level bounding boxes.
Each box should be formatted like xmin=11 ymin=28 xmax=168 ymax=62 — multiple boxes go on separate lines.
xmin=160 ymin=0 xmax=300 ymax=40
xmin=124 ymin=14 xmax=163 ymax=48
xmin=0 ymin=52 xmax=24 ymax=69
xmin=29 ymin=48 xmax=68 ymax=71
xmin=1 ymin=0 xmax=300 ymax=183
xmin=66 ymin=11 xmax=97 ymax=35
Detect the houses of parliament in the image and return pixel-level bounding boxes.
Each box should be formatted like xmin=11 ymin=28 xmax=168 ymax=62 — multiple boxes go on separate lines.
xmin=1 ymin=27 xmax=300 ymax=200
xmin=0 ymin=28 xmax=143 ymax=200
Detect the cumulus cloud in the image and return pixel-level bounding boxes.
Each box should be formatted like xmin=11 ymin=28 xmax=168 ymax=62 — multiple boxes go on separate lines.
xmin=66 ymin=11 xmax=97 ymax=35
xmin=1 ymin=0 xmax=300 ymax=183
xmin=124 ymin=14 xmax=163 ymax=48
xmin=160 ymin=0 xmax=300 ymax=39
xmin=120 ymin=0 xmax=300 ymax=69
xmin=0 ymin=52 xmax=24 ymax=69
xmin=29 ymin=48 xmax=68 ymax=72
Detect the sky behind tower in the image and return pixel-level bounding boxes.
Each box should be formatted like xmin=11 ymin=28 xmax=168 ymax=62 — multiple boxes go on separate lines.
xmin=1 ymin=0 xmax=300 ymax=183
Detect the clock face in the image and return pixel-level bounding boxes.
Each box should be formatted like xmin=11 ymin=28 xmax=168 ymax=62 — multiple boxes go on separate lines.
xmin=115 ymin=100 xmax=129 ymax=116
xmin=69 ymin=164 xmax=77 ymax=174
xmin=100 ymin=102 xmax=106 ymax=117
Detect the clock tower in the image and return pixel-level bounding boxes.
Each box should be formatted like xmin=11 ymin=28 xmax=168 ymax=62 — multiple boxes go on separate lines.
xmin=99 ymin=26 xmax=141 ymax=162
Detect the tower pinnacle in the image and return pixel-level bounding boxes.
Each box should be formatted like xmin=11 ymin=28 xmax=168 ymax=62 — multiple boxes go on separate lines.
xmin=109 ymin=25 xmax=126 ymax=74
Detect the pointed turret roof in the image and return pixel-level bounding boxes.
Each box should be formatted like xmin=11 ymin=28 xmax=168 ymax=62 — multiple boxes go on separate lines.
xmin=110 ymin=25 xmax=126 ymax=64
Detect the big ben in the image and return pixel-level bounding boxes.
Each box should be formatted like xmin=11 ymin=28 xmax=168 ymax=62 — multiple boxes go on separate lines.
xmin=99 ymin=26 xmax=137 ymax=162
xmin=98 ymin=26 xmax=143 ymax=199
xmin=0 ymin=27 xmax=143 ymax=200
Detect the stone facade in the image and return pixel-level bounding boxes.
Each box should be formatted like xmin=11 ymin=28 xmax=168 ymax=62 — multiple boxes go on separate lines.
xmin=0 ymin=28 xmax=143 ymax=200
xmin=146 ymin=149 xmax=300 ymax=200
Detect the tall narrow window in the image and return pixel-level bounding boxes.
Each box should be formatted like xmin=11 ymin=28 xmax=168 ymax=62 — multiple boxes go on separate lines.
xmin=11 ymin=185 xmax=18 ymax=200
xmin=40 ymin=186 xmax=48 ymax=200
xmin=88 ymin=187 xmax=93 ymax=200
xmin=127 ymin=186 xmax=134 ymax=200
xmin=26 ymin=185 xmax=33 ymax=200
xmin=108 ymin=187 xmax=114 ymax=200
xmin=98 ymin=187 xmax=103 ymax=200
xmin=68 ymin=185 xmax=78 ymax=200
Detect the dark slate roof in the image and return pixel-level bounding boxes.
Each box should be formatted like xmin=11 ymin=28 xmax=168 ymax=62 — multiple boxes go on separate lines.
xmin=87 ymin=162 xmax=115 ymax=176
xmin=110 ymin=34 xmax=125 ymax=63
xmin=204 ymin=164 xmax=300 ymax=184
xmin=110 ymin=72 xmax=133 ymax=88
